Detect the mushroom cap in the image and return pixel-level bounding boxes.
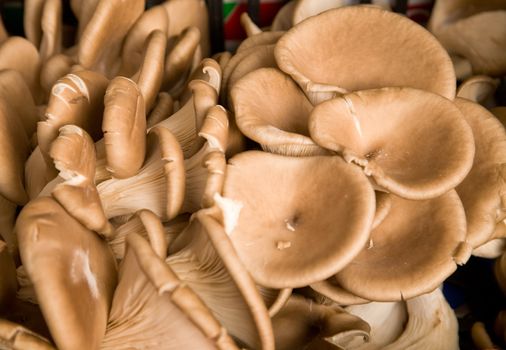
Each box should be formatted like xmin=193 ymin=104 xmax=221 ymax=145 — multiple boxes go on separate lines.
xmin=335 ymin=190 xmax=468 ymax=301
xmin=292 ymin=0 xmax=347 ymax=25
xmin=309 ymin=87 xmax=475 ymax=200
xmin=24 ymin=0 xmax=46 ymax=47
xmin=457 ymin=75 xmax=500 ymax=107
xmin=271 ymin=1 xmax=295 ymax=31
xmin=147 ymin=92 xmax=174 ymax=128
xmin=103 ymin=76 xmax=147 ymax=179
xmin=310 ymin=279 xmax=369 ymax=306
xmin=16 ymin=197 xmax=117 ymax=350
xmin=455 ymin=98 xmax=506 ymax=247
xmin=222 ymin=151 xmax=375 ymax=288
xmin=39 ymin=69 xmax=109 ymax=163
xmin=49 ymin=125 xmax=114 ymax=237
xmin=235 ymin=31 xmax=284 ymax=54
xmin=231 ymin=68 xmax=326 ymax=156
xmin=0 ymin=319 xmax=55 ymax=350
xmin=39 ymin=0 xmax=62 ymax=61
xmin=275 ymin=6 xmax=456 ymax=104
xmin=39 ymin=53 xmax=75 ymax=96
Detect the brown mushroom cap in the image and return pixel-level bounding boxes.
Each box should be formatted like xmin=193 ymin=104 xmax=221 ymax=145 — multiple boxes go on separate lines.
xmin=275 ymin=6 xmax=456 ymax=104
xmin=309 ymin=87 xmax=475 ymax=200
xmin=49 ymin=125 xmax=114 ymax=237
xmin=335 ymin=190 xmax=469 ymax=301
xmin=231 ymin=68 xmax=326 ymax=156
xmin=78 ymin=0 xmax=144 ymax=76
xmin=454 ymin=98 xmax=506 ymax=247
xmin=0 ymin=319 xmax=55 ymax=350
xmin=222 ymin=151 xmax=375 ymax=288
xmin=16 ymin=197 xmax=117 ymax=350
xmin=103 ymin=76 xmax=147 ymax=179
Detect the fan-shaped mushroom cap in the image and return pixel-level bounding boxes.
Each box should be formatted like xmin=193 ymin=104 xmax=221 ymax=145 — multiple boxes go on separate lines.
xmin=120 ymin=5 xmax=169 ymax=77
xmin=103 ymin=76 xmax=146 ymax=179
xmin=133 ymin=29 xmax=167 ymax=112
xmin=272 ymin=295 xmax=370 ymax=350
xmin=275 ymin=6 xmax=456 ymax=104
xmin=102 ymin=211 xmax=237 ymax=350
xmin=39 ymin=70 xmax=109 ymax=165
xmin=0 ymin=319 xmax=55 ymax=350
xmin=78 ymin=0 xmax=144 ymax=76
xmin=231 ymin=68 xmax=326 ymax=156
xmin=454 ymin=98 xmax=506 ymax=247
xmin=49 ymin=125 xmax=113 ymax=237
xmin=39 ymin=53 xmax=75 ymax=96
xmin=16 ymin=197 xmax=117 ymax=350
xmin=457 ymin=75 xmax=500 ymax=107
xmin=271 ymin=1 xmax=295 ymax=31
xmin=162 ymin=0 xmax=210 ymax=57
xmin=222 ymin=151 xmax=375 ymax=288
xmin=180 ymin=58 xmax=222 ymax=104
xmin=162 ymin=26 xmax=202 ymax=95
xmin=0 ymin=37 xmax=42 ymax=103
xmin=309 ymin=87 xmax=475 ymax=200
xmin=310 ymin=279 xmax=369 ymax=306
xmin=0 ymin=70 xmax=38 ymax=139
xmin=335 ymin=190 xmax=469 ymax=301
xmin=39 ymin=0 xmax=62 ymax=61
xmin=0 ymin=241 xmax=16 ymax=310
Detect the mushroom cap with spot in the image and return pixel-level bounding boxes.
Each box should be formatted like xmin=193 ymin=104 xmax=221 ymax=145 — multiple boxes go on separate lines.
xmin=15 ymin=197 xmax=117 ymax=350
xmin=103 ymin=76 xmax=146 ymax=179
xmin=455 ymin=98 xmax=506 ymax=247
xmin=335 ymin=191 xmax=469 ymax=301
xmin=222 ymin=151 xmax=375 ymax=288
xmin=275 ymin=6 xmax=456 ymax=104
xmin=231 ymin=68 xmax=326 ymax=157
xmin=309 ymin=87 xmax=475 ymax=200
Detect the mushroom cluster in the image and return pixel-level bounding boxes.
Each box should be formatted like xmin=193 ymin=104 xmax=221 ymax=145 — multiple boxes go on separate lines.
xmin=0 ymin=0 xmax=506 ymax=349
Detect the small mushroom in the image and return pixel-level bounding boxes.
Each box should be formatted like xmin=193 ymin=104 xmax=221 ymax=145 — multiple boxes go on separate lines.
xmin=15 ymin=197 xmax=117 ymax=350
xmin=231 ymin=68 xmax=326 ymax=156
xmin=222 ymin=151 xmax=375 ymax=288
xmin=275 ymin=6 xmax=456 ymax=104
xmin=309 ymin=87 xmax=475 ymax=200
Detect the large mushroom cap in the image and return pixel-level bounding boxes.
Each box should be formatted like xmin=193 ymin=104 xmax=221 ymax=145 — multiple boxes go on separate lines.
xmin=222 ymin=151 xmax=375 ymax=288
xmin=275 ymin=6 xmax=456 ymax=104
xmin=15 ymin=197 xmax=117 ymax=350
xmin=454 ymin=98 xmax=506 ymax=248
xmin=335 ymin=190 xmax=469 ymax=301
xmin=231 ymin=68 xmax=325 ymax=156
xmin=309 ymin=87 xmax=475 ymax=200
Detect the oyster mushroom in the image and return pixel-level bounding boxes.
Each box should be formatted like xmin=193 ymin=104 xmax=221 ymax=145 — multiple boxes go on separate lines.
xmin=271 ymin=1 xmax=296 ymax=31
xmin=24 ymin=0 xmax=46 ymax=48
xmin=70 ymin=0 xmax=100 ymax=39
xmin=39 ymin=0 xmax=62 ymax=61
xmin=310 ymin=279 xmax=369 ymax=307
xmin=235 ymin=31 xmax=284 ymax=54
xmin=335 ymin=191 xmax=470 ymax=301
xmin=457 ymin=75 xmax=500 ymax=107
xmin=272 ymin=295 xmax=370 ymax=350
xmin=222 ymin=150 xmax=375 ymax=288
xmin=231 ymin=68 xmax=326 ymax=156
xmin=240 ymin=12 xmax=262 ymax=37
xmin=101 ymin=210 xmax=238 ymax=349
xmin=102 ymin=76 xmax=146 ymax=179
xmin=275 ymin=6 xmax=456 ymax=104
xmin=309 ymin=87 xmax=475 ymax=200
xmin=49 ymin=125 xmax=114 ymax=237
xmin=454 ymin=98 xmax=506 ymax=248
xmin=147 ymin=92 xmax=174 ymax=128
xmin=16 ymin=197 xmax=117 ymax=350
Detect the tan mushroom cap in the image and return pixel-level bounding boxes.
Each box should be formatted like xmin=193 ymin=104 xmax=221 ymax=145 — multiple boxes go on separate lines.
xmin=39 ymin=70 xmax=109 ymax=164
xmin=235 ymin=31 xmax=284 ymax=54
xmin=0 ymin=37 xmax=42 ymax=103
xmin=0 ymin=241 xmax=16 ymax=311
xmin=78 ymin=0 xmax=144 ymax=76
xmin=231 ymin=68 xmax=326 ymax=156
xmin=70 ymin=0 xmax=100 ymax=39
xmin=223 ymin=151 xmax=375 ymax=288
xmin=240 ymin=12 xmax=262 ymax=37
xmin=49 ymin=125 xmax=114 ymax=237
xmin=335 ymin=190 xmax=469 ymax=301
xmin=120 ymin=5 xmax=169 ymax=77
xmin=103 ymin=221 xmax=237 ymax=349
xmin=292 ymin=0 xmax=348 ymax=25
xmin=275 ymin=6 xmax=456 ymax=104
xmin=310 ymin=278 xmax=369 ymax=306
xmin=16 ymin=197 xmax=117 ymax=350
xmin=309 ymin=87 xmax=475 ymax=200
xmin=39 ymin=0 xmax=62 ymax=61
xmin=372 ymin=191 xmax=391 ymax=230
xmin=147 ymin=92 xmax=174 ymax=128
xmin=457 ymin=75 xmax=500 ymax=107
xmin=103 ymin=76 xmax=146 ymax=179
xmin=39 ymin=53 xmax=75 ymax=96
xmin=454 ymin=98 xmax=506 ymax=247
xmin=273 ymin=295 xmax=370 ymax=350
xmin=0 ymin=319 xmax=55 ymax=350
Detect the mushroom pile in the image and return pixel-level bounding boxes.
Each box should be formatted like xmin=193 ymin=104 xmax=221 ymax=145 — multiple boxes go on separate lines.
xmin=0 ymin=0 xmax=505 ymax=349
